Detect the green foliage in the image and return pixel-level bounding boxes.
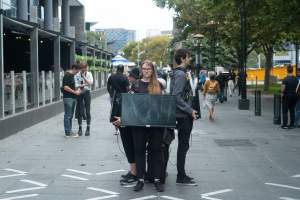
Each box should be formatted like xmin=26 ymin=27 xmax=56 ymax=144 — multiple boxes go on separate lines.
xmin=123 ymin=35 xmax=171 ymax=66
xmin=86 ymin=31 xmax=107 ymax=49
xmin=75 ymin=55 xmax=111 ymax=72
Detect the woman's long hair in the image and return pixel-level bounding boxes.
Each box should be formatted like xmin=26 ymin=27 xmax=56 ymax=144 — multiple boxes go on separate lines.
xmin=141 ymin=60 xmax=161 ymax=95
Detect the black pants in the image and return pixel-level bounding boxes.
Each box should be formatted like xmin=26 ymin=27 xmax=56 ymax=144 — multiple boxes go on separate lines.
xmin=77 ymin=90 xmax=91 ymax=126
xmin=176 ymin=116 xmax=193 ymax=178
xmin=282 ymin=95 xmax=298 ymax=126
xmin=119 ymin=127 xmax=135 ymax=164
xmin=132 ymin=127 xmax=163 ymax=179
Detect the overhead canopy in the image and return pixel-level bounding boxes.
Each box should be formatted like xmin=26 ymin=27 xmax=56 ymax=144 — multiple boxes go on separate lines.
xmin=112 ymin=55 xmax=136 ymax=66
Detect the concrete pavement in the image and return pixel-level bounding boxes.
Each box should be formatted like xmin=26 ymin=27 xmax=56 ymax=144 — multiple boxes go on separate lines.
xmin=0 ymin=93 xmax=299 ymax=200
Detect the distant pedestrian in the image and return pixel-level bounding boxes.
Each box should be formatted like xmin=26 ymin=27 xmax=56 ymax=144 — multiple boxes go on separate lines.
xmin=203 ymin=71 xmax=220 ymax=121
xmin=295 ymin=72 xmax=300 ymax=127
xmin=75 ymin=62 xmax=93 ymax=136
xmin=216 ymin=71 xmax=226 ymax=103
xmin=227 ymin=70 xmax=235 ymax=97
xmin=281 ymin=65 xmax=299 ymax=129
xmin=62 ymin=64 xmax=81 ymax=138
xmin=198 ymin=71 xmax=207 ymax=91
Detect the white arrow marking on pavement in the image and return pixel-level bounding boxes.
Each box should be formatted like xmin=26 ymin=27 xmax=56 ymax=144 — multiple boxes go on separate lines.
xmin=6 ymin=187 xmax=45 ymax=194
xmin=21 ymin=179 xmax=48 ymax=187
xmin=265 ymin=183 xmax=300 ymax=191
xmin=280 ymin=197 xmax=300 ymax=200
xmin=129 ymin=196 xmax=157 ymax=200
xmin=61 ymin=174 xmax=89 ymax=181
xmin=96 ymin=169 xmax=126 ymax=176
xmin=201 ymin=189 xmax=233 ymax=200
xmin=4 ymin=169 xmax=27 ymax=174
xmin=0 ymin=194 xmax=39 ymax=200
xmin=85 ymin=195 xmax=118 ymax=200
xmin=67 ymin=169 xmax=92 ymax=175
xmin=87 ymin=187 xmax=119 ymax=195
xmin=161 ymin=196 xmax=185 ymax=200
xmin=0 ymin=169 xmax=27 ymax=179
xmin=292 ymin=174 xmax=300 ymax=178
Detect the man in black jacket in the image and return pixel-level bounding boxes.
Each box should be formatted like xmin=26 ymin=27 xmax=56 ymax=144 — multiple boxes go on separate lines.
xmin=170 ymin=49 xmax=197 ymax=185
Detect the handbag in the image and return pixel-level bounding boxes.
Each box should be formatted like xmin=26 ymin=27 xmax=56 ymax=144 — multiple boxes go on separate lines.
xmin=109 ymin=91 xmax=122 ymax=122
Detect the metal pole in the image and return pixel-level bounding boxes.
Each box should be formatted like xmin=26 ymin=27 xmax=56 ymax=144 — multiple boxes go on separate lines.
xmin=22 ymin=71 xmax=27 ymax=111
xmin=0 ymin=14 xmax=4 ymax=118
xmin=41 ymin=71 xmax=45 ymax=106
xmin=10 ymin=71 xmax=15 ymax=115
xmin=49 ymin=71 xmax=53 ymax=103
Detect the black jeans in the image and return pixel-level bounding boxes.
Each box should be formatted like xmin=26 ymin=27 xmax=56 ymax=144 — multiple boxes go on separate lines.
xmin=77 ymin=90 xmax=91 ymax=125
xmin=176 ymin=116 xmax=193 ymax=178
xmin=282 ymin=95 xmax=298 ymax=126
xmin=132 ymin=127 xmax=163 ymax=180
xmin=119 ymin=127 xmax=135 ymax=164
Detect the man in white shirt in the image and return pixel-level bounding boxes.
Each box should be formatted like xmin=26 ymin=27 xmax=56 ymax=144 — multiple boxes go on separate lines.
xmin=75 ymin=62 xmax=94 ymax=136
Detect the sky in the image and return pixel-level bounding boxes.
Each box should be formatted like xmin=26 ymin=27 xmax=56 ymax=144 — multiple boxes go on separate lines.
xmin=79 ymin=0 xmax=174 ymax=40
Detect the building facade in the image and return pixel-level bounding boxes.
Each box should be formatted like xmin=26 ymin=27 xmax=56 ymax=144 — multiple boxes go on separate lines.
xmin=0 ymin=0 xmax=112 ymax=138
xmin=97 ymin=28 xmax=136 ymax=54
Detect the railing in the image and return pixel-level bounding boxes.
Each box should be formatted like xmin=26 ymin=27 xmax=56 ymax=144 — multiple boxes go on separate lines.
xmin=2 ymin=69 xmax=108 ymax=118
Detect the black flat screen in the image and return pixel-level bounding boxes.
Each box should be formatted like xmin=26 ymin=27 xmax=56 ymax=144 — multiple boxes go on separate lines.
xmin=121 ymin=93 xmax=176 ymax=128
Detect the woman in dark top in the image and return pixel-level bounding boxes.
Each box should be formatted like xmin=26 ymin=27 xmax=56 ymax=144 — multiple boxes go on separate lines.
xmin=113 ymin=60 xmax=164 ymax=192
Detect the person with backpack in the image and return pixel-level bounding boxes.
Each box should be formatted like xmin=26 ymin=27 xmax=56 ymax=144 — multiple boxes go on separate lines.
xmin=203 ymin=71 xmax=220 ymax=121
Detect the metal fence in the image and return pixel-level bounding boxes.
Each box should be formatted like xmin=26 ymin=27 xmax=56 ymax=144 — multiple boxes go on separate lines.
xmin=2 ymin=70 xmax=109 ymax=118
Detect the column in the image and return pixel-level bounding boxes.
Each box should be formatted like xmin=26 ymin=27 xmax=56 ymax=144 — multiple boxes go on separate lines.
xmin=53 ymin=0 xmax=59 ymax=17
xmin=54 ymin=36 xmax=60 ymax=101
xmin=30 ymin=28 xmax=39 ymax=108
xmin=0 ymin=14 xmax=4 ymax=118
xmin=44 ymin=0 xmax=53 ymax=31
xmin=62 ymin=0 xmax=70 ymax=36
xmin=70 ymin=41 xmax=76 ymax=64
xmin=17 ymin=0 xmax=29 ymax=21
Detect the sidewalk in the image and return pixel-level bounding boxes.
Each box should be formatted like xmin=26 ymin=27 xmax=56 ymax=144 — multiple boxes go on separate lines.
xmin=0 ymin=94 xmax=299 ymax=200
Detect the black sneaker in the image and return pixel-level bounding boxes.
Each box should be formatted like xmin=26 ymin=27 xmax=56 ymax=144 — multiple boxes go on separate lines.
xmin=176 ymin=175 xmax=197 ymax=186
xmin=85 ymin=128 xmax=90 ymax=136
xmin=134 ymin=180 xmax=144 ymax=192
xmin=121 ymin=171 xmax=132 ymax=179
xmin=120 ymin=173 xmax=138 ymax=185
xmin=281 ymin=125 xmax=289 ymax=129
xmin=154 ymin=181 xmax=164 ymax=192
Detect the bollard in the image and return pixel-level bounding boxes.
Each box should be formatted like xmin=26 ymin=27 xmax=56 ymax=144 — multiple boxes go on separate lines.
xmin=224 ymin=82 xmax=228 ymax=102
xmin=273 ymin=93 xmax=281 ymax=124
xmin=254 ymin=90 xmax=261 ymax=116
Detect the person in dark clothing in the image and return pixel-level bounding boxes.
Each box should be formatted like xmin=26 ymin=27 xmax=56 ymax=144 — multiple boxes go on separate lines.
xmin=170 ymin=49 xmax=197 ymax=185
xmin=62 ymin=64 xmax=81 ymax=137
xmin=216 ymin=71 xmax=226 ymax=103
xmin=113 ymin=60 xmax=165 ymax=192
xmin=108 ymin=65 xmax=137 ymax=184
xmin=281 ymin=65 xmax=299 ymax=129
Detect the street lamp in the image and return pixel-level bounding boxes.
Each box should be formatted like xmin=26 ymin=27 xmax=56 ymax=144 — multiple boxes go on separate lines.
xmin=207 ymin=20 xmax=218 ymax=71
xmin=192 ymin=33 xmax=204 ymax=87
xmin=238 ymin=0 xmax=250 ymax=110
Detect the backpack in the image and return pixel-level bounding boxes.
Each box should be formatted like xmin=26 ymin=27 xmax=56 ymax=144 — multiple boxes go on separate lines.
xmin=207 ymin=80 xmax=218 ymax=93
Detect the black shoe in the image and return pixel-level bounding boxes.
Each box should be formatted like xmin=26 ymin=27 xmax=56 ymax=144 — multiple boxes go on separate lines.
xmin=85 ymin=127 xmax=90 ymax=136
xmin=78 ymin=128 xmax=83 ymax=136
xmin=120 ymin=173 xmax=138 ymax=185
xmin=134 ymin=180 xmax=144 ymax=192
xmin=176 ymin=175 xmax=197 ymax=186
xmin=154 ymin=181 xmax=164 ymax=192
xmin=288 ymin=125 xmax=295 ymax=129
xmin=121 ymin=171 xmax=131 ymax=179
xmin=281 ymin=125 xmax=289 ymax=129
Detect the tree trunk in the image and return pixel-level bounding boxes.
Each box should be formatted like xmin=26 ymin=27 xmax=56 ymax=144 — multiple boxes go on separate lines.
xmin=263 ymin=47 xmax=273 ymax=91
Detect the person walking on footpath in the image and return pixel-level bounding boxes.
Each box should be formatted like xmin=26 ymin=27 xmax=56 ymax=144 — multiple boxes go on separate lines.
xmin=170 ymin=49 xmax=197 ymax=186
xmin=107 ymin=65 xmax=138 ymax=185
xmin=281 ymin=65 xmax=299 ymax=129
xmin=216 ymin=71 xmax=226 ymax=103
xmin=203 ymin=71 xmax=220 ymax=121
xmin=227 ymin=69 xmax=235 ymax=97
xmin=75 ymin=62 xmax=93 ymax=136
xmin=62 ymin=64 xmax=81 ymax=138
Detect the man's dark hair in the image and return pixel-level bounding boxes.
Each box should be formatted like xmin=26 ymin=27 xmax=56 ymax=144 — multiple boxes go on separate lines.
xmin=116 ymin=65 xmax=124 ymax=73
xmin=174 ymin=49 xmax=190 ymax=65
xmin=71 ymin=64 xmax=81 ymax=70
xmin=287 ymin=64 xmax=293 ymax=74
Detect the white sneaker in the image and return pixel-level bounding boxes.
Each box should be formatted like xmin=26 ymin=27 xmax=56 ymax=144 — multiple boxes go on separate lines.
xmin=70 ymin=133 xmax=79 ymax=138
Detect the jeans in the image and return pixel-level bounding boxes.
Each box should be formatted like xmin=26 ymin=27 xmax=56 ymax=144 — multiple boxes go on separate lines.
xmin=77 ymin=90 xmax=91 ymax=126
xmin=295 ymin=99 xmax=300 ymax=126
xmin=64 ymin=98 xmax=76 ymax=135
xmin=176 ymin=116 xmax=193 ymax=178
